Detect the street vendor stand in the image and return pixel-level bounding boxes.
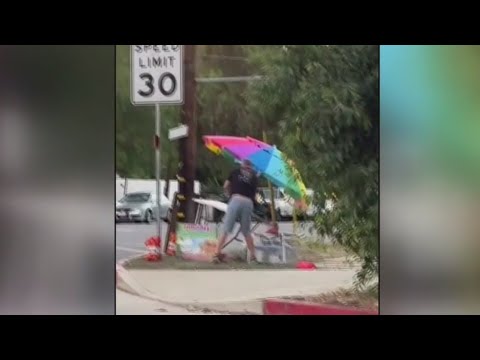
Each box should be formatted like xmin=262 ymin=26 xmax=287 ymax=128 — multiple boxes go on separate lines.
xmin=200 ymin=135 xmax=307 ymax=264
xmin=193 ymin=198 xmax=289 ymax=262
xmin=193 ymin=198 xmax=264 ymax=248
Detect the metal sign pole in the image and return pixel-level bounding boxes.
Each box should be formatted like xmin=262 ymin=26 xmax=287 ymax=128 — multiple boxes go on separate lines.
xmin=155 ymin=103 xmax=164 ymax=255
xmin=131 ymin=45 xmax=185 ymax=257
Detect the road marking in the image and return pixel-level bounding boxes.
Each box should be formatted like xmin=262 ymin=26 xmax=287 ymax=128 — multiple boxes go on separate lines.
xmin=116 ymin=246 xmax=146 ymax=254
xmin=116 ymin=227 xmax=138 ymax=233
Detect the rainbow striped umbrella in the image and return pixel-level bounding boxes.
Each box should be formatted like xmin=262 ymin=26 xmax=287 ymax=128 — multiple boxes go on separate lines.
xmin=203 ymin=135 xmax=307 ymax=200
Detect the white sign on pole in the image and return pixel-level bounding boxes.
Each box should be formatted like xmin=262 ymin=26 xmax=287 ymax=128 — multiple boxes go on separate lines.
xmin=168 ymin=124 xmax=189 ymax=141
xmin=131 ymin=45 xmax=184 ymax=105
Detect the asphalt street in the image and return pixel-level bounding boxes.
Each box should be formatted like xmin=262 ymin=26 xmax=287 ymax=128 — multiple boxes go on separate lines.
xmin=116 ymin=222 xmax=168 ymax=261
xmin=115 ymin=221 xmax=316 ymax=262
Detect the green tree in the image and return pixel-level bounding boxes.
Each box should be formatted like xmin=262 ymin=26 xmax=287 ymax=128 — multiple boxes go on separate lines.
xmin=116 ymin=45 xmax=180 ymax=180
xmin=246 ymin=45 xmax=379 ymax=287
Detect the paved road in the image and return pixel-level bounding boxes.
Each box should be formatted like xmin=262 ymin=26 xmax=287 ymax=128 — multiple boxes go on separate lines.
xmin=116 ymin=222 xmax=168 ymax=261
xmin=116 ymin=221 xmax=317 ymax=262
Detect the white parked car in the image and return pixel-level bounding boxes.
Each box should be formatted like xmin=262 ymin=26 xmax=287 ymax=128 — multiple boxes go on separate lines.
xmin=259 ymin=188 xmax=319 ymax=220
xmin=116 ymin=192 xmax=171 ymax=223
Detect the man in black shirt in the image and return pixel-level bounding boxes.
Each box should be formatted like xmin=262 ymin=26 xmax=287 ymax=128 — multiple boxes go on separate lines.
xmin=213 ymin=159 xmax=259 ymax=263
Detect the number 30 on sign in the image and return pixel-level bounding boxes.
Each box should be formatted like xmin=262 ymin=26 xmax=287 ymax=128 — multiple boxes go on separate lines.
xmin=130 ymin=45 xmax=184 ymax=105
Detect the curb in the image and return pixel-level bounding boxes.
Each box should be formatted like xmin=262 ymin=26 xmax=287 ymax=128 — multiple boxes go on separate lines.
xmin=117 ymin=254 xmax=154 ymax=298
xmin=116 ymin=255 xmax=262 ymax=314
xmin=263 ymin=299 xmax=378 ymax=315
xmin=116 ymin=254 xmax=145 ymax=294
xmin=118 ymin=253 xmax=146 ymax=268
xmin=116 ymin=255 xmax=366 ymax=315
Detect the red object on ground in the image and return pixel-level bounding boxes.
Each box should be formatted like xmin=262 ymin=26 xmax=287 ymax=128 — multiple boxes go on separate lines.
xmin=166 ymin=233 xmax=177 ymax=256
xmin=266 ymin=225 xmax=279 ymax=236
xmin=145 ymin=236 xmax=162 ymax=247
xmin=145 ymin=236 xmax=162 ymax=248
xmin=145 ymin=253 xmax=162 ymax=262
xmin=263 ymin=299 xmax=378 ymax=315
xmin=144 ymin=236 xmax=162 ymax=262
xmin=296 ymin=261 xmax=317 ymax=270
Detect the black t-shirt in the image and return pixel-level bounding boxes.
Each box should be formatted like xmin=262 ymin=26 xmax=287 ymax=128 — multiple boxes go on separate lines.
xmin=228 ymin=168 xmax=258 ymax=201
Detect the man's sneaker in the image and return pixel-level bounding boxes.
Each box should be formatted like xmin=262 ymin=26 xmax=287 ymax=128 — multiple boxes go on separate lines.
xmin=212 ymin=253 xmax=227 ymax=264
xmin=248 ymin=256 xmax=261 ymax=264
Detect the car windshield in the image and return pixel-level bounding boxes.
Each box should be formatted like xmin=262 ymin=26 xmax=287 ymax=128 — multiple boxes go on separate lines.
xmin=121 ymin=193 xmax=150 ymax=203
xmin=262 ymin=188 xmax=283 ymax=199
xmin=262 ymin=189 xmax=271 ymax=199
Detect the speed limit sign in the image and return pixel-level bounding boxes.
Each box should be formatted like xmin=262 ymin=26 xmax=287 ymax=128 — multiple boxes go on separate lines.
xmin=130 ymin=45 xmax=184 ymax=105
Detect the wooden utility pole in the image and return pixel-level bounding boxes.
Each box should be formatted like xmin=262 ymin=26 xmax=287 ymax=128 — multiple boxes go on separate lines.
xmin=174 ymin=46 xmax=261 ymax=224
xmin=178 ymin=45 xmax=197 ymax=223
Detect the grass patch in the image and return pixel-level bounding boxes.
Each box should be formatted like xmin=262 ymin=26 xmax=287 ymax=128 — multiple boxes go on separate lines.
xmin=125 ymin=255 xmax=296 ymax=271
xmin=286 ymin=285 xmax=378 ymax=312
xmin=292 ymin=238 xmax=348 ymax=263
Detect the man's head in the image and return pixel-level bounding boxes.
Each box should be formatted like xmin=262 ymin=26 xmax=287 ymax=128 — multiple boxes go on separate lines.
xmin=241 ymin=159 xmax=253 ymax=170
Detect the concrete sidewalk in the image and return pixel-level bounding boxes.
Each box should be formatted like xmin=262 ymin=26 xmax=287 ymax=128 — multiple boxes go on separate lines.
xmin=124 ymin=268 xmax=356 ymax=309
xmin=116 ymin=290 xmax=222 ymax=315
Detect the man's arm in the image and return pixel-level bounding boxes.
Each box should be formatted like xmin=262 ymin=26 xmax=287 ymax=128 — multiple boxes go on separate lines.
xmin=223 ymin=180 xmax=231 ymax=198
xmin=253 ymin=174 xmax=259 ymax=192
xmin=224 ymin=170 xmax=236 ymax=198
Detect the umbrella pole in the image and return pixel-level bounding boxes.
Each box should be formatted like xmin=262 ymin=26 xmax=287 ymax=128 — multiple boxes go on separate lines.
xmin=263 ymin=131 xmax=277 ymax=228
xmin=293 ymin=207 xmax=298 ymax=238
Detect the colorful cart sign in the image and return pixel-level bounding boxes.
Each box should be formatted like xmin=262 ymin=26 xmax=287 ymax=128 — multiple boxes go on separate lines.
xmin=177 ymin=223 xmax=218 ymax=262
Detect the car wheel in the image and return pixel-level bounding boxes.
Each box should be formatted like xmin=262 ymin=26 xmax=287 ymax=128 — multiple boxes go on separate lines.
xmin=163 ymin=209 xmax=172 ymax=223
xmin=144 ymin=210 xmax=152 ymax=224
xmin=276 ymin=209 xmax=284 ymax=222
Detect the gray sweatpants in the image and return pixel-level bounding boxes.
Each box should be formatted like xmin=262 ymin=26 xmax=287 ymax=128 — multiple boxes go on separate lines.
xmin=222 ymin=196 xmax=254 ymax=237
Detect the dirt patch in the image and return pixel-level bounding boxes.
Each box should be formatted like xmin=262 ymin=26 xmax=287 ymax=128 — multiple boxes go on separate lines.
xmin=291 ymin=239 xmax=360 ymax=270
xmin=125 ymin=255 xmax=296 ymax=271
xmin=284 ymin=286 xmax=378 ymax=312
xmin=185 ymin=305 xmax=258 ymax=315
xmin=125 ymin=241 xmax=357 ymax=271
xmin=124 ymin=236 xmax=357 ymax=271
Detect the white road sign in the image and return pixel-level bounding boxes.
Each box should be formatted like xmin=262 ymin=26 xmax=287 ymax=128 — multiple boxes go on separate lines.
xmin=131 ymin=45 xmax=184 ymax=105
xmin=168 ymin=124 xmax=189 ymax=140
